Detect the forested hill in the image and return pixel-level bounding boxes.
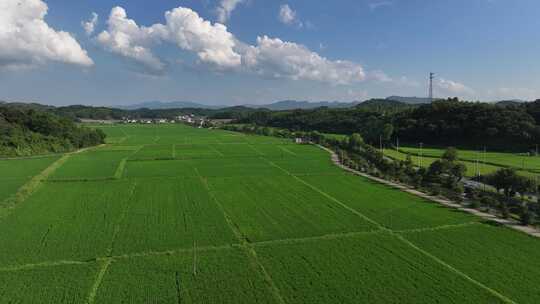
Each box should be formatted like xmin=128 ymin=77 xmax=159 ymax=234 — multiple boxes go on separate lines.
xmin=0 ymin=105 xmax=105 ymax=157
xmin=238 ymin=98 xmax=540 ymax=151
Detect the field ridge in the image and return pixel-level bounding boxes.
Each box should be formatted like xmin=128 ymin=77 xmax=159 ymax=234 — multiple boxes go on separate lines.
xmin=265 ymin=155 xmax=519 ymax=304
xmin=86 ymin=258 xmax=113 ymax=304
xmin=0 ymin=153 xmax=71 ymax=220
xmin=198 ymin=172 xmax=287 ymax=304
xmin=394 ymin=234 xmax=517 ymax=304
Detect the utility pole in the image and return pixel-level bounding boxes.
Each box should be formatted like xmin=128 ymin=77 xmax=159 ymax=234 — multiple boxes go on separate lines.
xmin=419 ymin=142 xmax=424 ymax=168
xmin=396 ymin=137 xmax=400 ymax=152
xmin=476 ymin=151 xmax=480 ymax=178
xmin=380 ymin=135 xmax=383 ymax=152
xmin=429 ymin=72 xmax=435 ymax=103
xmin=483 ymin=146 xmax=487 ymax=191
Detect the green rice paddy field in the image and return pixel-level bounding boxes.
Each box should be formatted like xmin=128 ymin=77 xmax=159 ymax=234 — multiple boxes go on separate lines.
xmin=383 ymin=148 xmax=537 ymax=178
xmin=384 ymin=146 xmax=540 ymax=178
xmin=1 ymin=124 xmax=539 ymax=303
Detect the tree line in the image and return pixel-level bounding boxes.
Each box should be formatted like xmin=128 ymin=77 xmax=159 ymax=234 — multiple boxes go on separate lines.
xmin=0 ymin=105 xmax=105 ymax=157
xmin=238 ymin=98 xmax=540 ymax=151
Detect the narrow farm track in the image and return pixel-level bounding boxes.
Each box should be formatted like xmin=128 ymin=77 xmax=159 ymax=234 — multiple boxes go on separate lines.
xmin=246 ymin=143 xmax=265 ymax=156
xmin=107 ymin=182 xmax=138 ymax=256
xmin=394 ymin=221 xmax=480 ymax=234
xmin=0 ymin=145 xmax=101 ymax=221
xmin=277 ymin=145 xmax=297 ymax=156
xmin=209 ymin=144 xmax=225 ymax=156
xmin=263 ymin=155 xmax=519 ymax=304
xmin=86 ymin=259 xmax=113 ymax=304
xmin=252 ymin=230 xmax=385 ymax=247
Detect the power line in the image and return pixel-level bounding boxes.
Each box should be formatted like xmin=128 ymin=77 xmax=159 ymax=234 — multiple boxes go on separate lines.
xmin=429 ymin=72 xmax=435 ymax=102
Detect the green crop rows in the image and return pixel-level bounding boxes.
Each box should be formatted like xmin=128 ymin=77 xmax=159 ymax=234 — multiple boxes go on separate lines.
xmin=0 ymin=156 xmax=59 ymax=203
xmin=385 ymin=146 xmax=538 ymax=178
xmin=1 ymin=123 xmax=540 ymax=303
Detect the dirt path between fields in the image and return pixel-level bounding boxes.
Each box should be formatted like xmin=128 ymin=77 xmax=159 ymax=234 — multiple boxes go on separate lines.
xmin=0 ymin=144 xmax=105 ymax=221
xmin=316 ymin=144 xmax=540 ymax=238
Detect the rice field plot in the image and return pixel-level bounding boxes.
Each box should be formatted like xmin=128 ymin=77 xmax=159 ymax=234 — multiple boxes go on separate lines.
xmin=49 ymin=150 xmax=132 ymax=180
xmin=0 ymin=156 xmax=59 ymax=180
xmin=112 ymin=177 xmax=236 ymax=255
xmin=207 ymin=175 xmax=377 ymax=242
xmin=174 ymin=144 xmax=223 ymax=159
xmin=194 ymin=158 xmax=285 ymax=178
xmin=121 ymin=135 xmax=159 ymax=145
xmin=0 ymin=156 xmax=59 ymax=202
xmin=213 ymin=143 xmax=262 ymax=157
xmin=0 ymin=180 xmax=134 ymax=266
xmin=279 ymin=144 xmax=330 ymax=159
xmin=401 ymin=223 xmax=540 ymax=304
xmin=214 ymin=134 xmax=251 ymax=144
xmin=93 ymin=145 xmax=140 ymax=152
xmin=123 ymin=160 xmax=199 ymax=178
xmin=0 ymin=262 xmax=99 ymax=304
xmin=0 ymin=179 xmax=29 ymax=203
xmin=299 ymin=174 xmax=477 ymax=230
xmin=94 ymin=125 xmax=129 ymax=144
xmin=247 ymin=144 xmax=302 ymax=159
xmin=383 ymin=148 xmax=534 ymax=178
xmin=271 ymin=158 xmax=344 ymax=175
xmin=95 ymin=248 xmax=276 ymax=304
xmin=244 ymin=135 xmax=290 ymax=145
xmin=401 ymin=146 xmax=540 ymax=172
xmin=254 ymin=232 xmax=503 ymax=304
xmin=130 ymin=144 xmax=173 ymax=160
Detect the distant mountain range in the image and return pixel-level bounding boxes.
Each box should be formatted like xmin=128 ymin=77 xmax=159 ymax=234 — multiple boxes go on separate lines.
xmin=494 ymin=99 xmax=526 ymax=107
xmin=244 ymin=100 xmax=361 ymax=110
xmin=118 ymin=101 xmax=222 ymax=110
xmin=112 ymin=97 xmax=532 ymax=111
xmin=385 ymin=96 xmax=439 ymax=104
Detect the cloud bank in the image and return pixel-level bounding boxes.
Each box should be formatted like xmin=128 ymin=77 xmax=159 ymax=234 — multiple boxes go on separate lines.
xmin=436 ymin=78 xmax=475 ymax=95
xmin=0 ymin=0 xmax=93 ymax=70
xmin=96 ymin=6 xmax=366 ymax=84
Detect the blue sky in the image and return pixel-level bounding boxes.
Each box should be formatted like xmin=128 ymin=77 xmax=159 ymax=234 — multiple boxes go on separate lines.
xmin=1 ymin=0 xmax=540 ymax=106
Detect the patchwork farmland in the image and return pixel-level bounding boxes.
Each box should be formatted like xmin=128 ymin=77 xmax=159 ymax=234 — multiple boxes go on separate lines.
xmin=1 ymin=124 xmax=540 ymax=303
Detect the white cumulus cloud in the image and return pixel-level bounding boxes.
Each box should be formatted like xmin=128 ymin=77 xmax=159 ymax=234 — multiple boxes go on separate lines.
xmin=0 ymin=0 xmax=93 ymax=70
xmin=97 ymin=6 xmax=241 ymax=73
xmin=161 ymin=7 xmax=241 ymax=68
xmin=82 ymin=12 xmax=98 ymax=36
xmin=97 ymin=7 xmax=166 ymax=72
xmin=279 ymin=4 xmax=296 ymax=24
xmin=367 ymin=70 xmax=393 ymax=82
xmin=436 ymin=78 xmax=475 ymax=95
xmin=278 ymin=4 xmax=304 ymax=28
xmin=216 ymin=0 xmax=245 ymax=24
xmin=97 ymin=6 xmax=368 ymax=85
xmin=243 ymin=36 xmax=365 ymax=85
